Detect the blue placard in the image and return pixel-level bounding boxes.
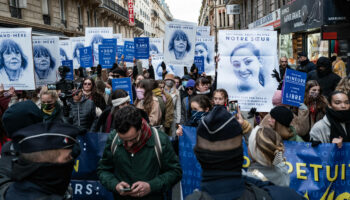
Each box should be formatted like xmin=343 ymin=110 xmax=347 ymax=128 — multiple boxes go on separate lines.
xmin=134 ymin=37 xmax=149 ymax=59
xmin=99 ymin=45 xmax=116 ymax=68
xmin=61 ymin=60 xmax=74 ymax=80
xmin=194 ymin=56 xmax=205 ymax=74
xmin=282 ymin=68 xmax=307 ymax=107
xmin=111 ymin=78 xmax=133 ymax=104
xmin=123 ymin=41 xmax=135 ymax=62
xmin=102 ymin=38 xmax=117 ymax=46
xmin=79 ymin=47 xmax=93 ymax=68
xmin=117 ymin=45 xmax=124 ymax=63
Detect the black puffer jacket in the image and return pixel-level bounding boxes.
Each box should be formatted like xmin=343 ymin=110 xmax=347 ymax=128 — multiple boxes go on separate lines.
xmin=67 ymin=98 xmax=96 ymax=131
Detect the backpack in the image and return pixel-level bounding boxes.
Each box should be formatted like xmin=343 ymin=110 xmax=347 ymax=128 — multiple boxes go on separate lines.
xmin=110 ymin=127 xmax=163 ymax=168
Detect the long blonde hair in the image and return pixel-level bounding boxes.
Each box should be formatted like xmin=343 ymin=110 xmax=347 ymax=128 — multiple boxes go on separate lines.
xmin=336 ymin=77 xmax=350 ymax=95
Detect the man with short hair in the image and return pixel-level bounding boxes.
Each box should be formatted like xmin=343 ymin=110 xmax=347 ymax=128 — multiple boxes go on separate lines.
xmin=279 ymin=56 xmax=291 ymax=80
xmin=97 ymin=105 xmax=182 ymax=200
xmin=296 ymin=52 xmax=316 ymax=73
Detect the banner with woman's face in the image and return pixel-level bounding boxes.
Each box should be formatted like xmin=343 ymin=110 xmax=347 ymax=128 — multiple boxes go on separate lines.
xmin=164 ymin=21 xmax=196 ymax=67
xmin=195 ymin=36 xmax=215 ymax=76
xmin=32 ymin=36 xmax=60 ymax=87
xmin=59 ymin=40 xmax=72 ymax=65
xmin=0 ymin=28 xmax=35 ymax=90
xmin=70 ymin=37 xmax=85 ymax=69
xmin=217 ymin=30 xmax=279 ymax=112
xmin=85 ymin=27 xmax=113 ymax=67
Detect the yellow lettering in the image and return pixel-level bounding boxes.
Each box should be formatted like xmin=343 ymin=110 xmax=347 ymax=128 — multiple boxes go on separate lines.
xmin=242 ymin=156 xmax=250 ymax=168
xmin=335 ymin=192 xmax=350 ymax=200
xmin=309 ymin=164 xmax=322 ymax=182
xmin=326 ymin=165 xmax=338 ymax=182
xmin=285 ymin=161 xmax=293 ymax=174
xmin=327 ymin=191 xmax=335 ymax=200
xmin=342 ymin=164 xmax=346 ymax=180
xmin=303 ymin=191 xmax=309 ymax=200
xmin=320 ymin=182 xmax=332 ymax=200
xmin=296 ymin=163 xmax=307 ymax=180
xmin=74 ymin=160 xmax=79 ymax=172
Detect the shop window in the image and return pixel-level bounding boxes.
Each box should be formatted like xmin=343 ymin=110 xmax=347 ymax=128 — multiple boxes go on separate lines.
xmin=308 ymin=33 xmax=329 ymax=64
xmin=9 ymin=0 xmax=22 ymax=19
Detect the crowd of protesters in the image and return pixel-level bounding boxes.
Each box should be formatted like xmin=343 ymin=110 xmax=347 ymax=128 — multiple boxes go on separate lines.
xmin=0 ymin=51 xmax=349 ymax=200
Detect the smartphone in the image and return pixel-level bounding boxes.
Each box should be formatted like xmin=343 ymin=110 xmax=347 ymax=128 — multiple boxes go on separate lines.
xmin=229 ymin=100 xmax=238 ymax=115
xmin=121 ymin=187 xmax=132 ymax=192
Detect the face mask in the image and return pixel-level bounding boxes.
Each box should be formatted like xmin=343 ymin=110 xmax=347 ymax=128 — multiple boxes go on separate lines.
xmin=189 ymin=110 xmax=207 ymax=125
xmin=165 ymin=80 xmax=174 ymax=88
xmin=105 ymin=88 xmax=111 ymax=95
xmin=136 ymin=88 xmax=145 ymax=100
xmin=41 ymin=103 xmax=55 ymax=111
xmin=182 ymin=81 xmax=188 ymax=87
xmin=309 ymin=91 xmax=319 ymax=99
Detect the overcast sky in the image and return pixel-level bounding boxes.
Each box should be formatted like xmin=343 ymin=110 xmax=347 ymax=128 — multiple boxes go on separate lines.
xmin=167 ymin=0 xmax=202 ymax=24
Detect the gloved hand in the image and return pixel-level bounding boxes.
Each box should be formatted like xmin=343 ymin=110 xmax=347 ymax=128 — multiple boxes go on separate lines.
xmin=248 ymin=107 xmax=257 ymax=119
xmin=271 ymin=69 xmax=281 ymax=83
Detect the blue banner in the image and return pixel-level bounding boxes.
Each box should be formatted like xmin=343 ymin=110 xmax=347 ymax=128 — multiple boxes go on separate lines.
xmin=134 ymin=37 xmax=150 ymax=59
xmin=282 ymin=68 xmax=307 ymax=107
xmin=102 ymin=38 xmax=117 ymax=46
xmin=111 ymin=78 xmax=133 ymax=104
xmin=179 ymin=127 xmax=350 ymax=200
xmin=99 ymin=45 xmax=116 ymax=68
xmin=79 ymin=47 xmax=93 ymax=68
xmin=117 ymin=45 xmax=124 ymax=64
xmin=194 ymin=56 xmax=205 ymax=74
xmin=71 ymin=180 xmax=114 ymax=200
xmin=123 ymin=41 xmax=135 ymax=62
xmin=61 ymin=60 xmax=74 ymax=81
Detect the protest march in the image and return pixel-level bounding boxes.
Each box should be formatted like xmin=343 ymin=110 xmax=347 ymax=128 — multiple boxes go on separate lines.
xmin=1 ymin=20 xmax=350 ymax=200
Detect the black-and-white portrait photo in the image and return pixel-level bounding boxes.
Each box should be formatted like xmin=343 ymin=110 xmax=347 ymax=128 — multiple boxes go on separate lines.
xmin=60 ymin=48 xmax=68 ymax=64
xmin=195 ymin=36 xmax=215 ymax=75
xmin=33 ymin=45 xmax=56 ymax=80
xmin=0 ymin=28 xmax=35 ymax=90
xmin=168 ymin=30 xmax=191 ymax=61
xmin=149 ymin=38 xmax=163 ymax=56
xmin=85 ymin=27 xmax=113 ymax=66
xmin=70 ymin=37 xmax=85 ymax=69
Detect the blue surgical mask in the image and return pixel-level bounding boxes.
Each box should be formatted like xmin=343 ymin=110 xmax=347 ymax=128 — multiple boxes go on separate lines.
xmin=189 ymin=110 xmax=207 ymax=125
xmin=105 ymin=88 xmax=111 ymax=95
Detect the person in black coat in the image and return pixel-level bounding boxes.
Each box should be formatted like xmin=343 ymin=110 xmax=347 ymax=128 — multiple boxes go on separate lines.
xmin=296 ymin=52 xmax=316 ymax=73
xmin=307 ymin=57 xmax=341 ymax=98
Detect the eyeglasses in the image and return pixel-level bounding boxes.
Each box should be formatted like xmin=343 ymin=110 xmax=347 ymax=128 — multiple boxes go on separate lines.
xmin=186 ymin=87 xmax=194 ymax=91
xmin=84 ymin=82 xmax=92 ymax=86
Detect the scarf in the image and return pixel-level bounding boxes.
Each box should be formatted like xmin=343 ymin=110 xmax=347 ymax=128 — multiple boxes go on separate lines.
xmin=197 ymin=89 xmax=210 ymax=95
xmin=112 ymin=96 xmax=130 ymax=107
xmin=124 ymin=118 xmax=152 ymax=154
xmin=12 ymin=157 xmax=75 ymax=196
xmin=189 ymin=111 xmax=207 ymax=126
xmin=326 ymin=107 xmax=350 ymax=142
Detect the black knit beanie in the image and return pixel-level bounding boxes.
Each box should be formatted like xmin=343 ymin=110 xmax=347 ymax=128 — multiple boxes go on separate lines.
xmin=270 ymin=106 xmax=294 ymax=127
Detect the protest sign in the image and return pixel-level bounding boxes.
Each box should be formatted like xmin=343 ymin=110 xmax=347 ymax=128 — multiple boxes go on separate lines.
xmin=149 ymin=37 xmax=163 ymax=56
xmin=85 ymin=27 xmax=113 ymax=66
xmin=59 ymin=40 xmax=72 ymax=65
xmin=111 ymin=77 xmax=133 ymax=104
xmin=123 ymin=41 xmax=135 ymax=63
xmin=196 ymin=26 xmax=210 ymax=36
xmin=0 ymin=28 xmax=35 ymax=90
xmin=99 ymin=38 xmax=116 ymax=69
xmin=116 ymin=45 xmax=124 ymax=63
xmin=282 ymin=68 xmax=307 ymax=107
xmin=113 ymin=34 xmax=122 ymax=45
xmin=217 ymin=30 xmax=278 ymax=112
xmin=79 ymin=47 xmax=93 ymax=68
xmin=195 ymin=36 xmax=215 ymax=75
xmin=134 ymin=37 xmax=150 ymax=59
xmin=194 ymin=56 xmax=204 ymax=74
xmin=71 ymin=180 xmax=114 ymax=200
xmin=61 ymin=60 xmax=74 ymax=81
xmin=32 ymin=36 xmax=60 ymax=87
xmin=70 ymin=37 xmax=85 ymax=69
xmin=164 ymin=21 xmax=196 ymax=67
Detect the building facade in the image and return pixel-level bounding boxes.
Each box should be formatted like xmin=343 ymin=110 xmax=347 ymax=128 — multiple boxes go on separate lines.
xmin=0 ymin=0 xmax=144 ymax=38
xmin=134 ymin=0 xmax=151 ymax=36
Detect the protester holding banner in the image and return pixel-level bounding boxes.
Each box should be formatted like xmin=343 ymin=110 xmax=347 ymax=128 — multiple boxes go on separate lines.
xmin=82 ymin=77 xmax=107 ymax=112
xmin=310 ymin=91 xmax=350 ymax=147
xmin=97 ymin=105 xmax=182 ymax=200
xmin=246 ymin=126 xmax=289 ymax=187
xmin=307 ymin=57 xmax=341 ymax=98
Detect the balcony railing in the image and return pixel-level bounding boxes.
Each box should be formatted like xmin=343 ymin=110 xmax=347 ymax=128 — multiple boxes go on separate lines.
xmin=102 ymin=0 xmax=144 ymax=30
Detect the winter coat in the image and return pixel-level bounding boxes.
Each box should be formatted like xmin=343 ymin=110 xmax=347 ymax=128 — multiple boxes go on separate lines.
xmin=297 ymin=60 xmax=316 ymax=73
xmin=135 ymin=96 xmax=162 ymax=126
xmin=67 ymin=98 xmax=96 ymax=131
xmin=180 ymin=95 xmax=192 ymax=124
xmin=307 ymin=71 xmax=341 ymax=98
xmin=309 ymin=115 xmax=346 ymax=143
xmin=42 ymin=103 xmax=69 ymax=124
xmin=152 ymin=88 xmax=174 ymax=130
xmin=97 ymin=128 xmax=182 ymax=200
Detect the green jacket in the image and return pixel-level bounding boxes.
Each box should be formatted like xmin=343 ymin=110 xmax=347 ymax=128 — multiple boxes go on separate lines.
xmin=97 ymin=129 xmax=182 ymax=200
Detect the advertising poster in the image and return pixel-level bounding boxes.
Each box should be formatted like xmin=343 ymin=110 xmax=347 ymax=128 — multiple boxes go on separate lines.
xmin=85 ymin=27 xmax=113 ymax=66
xmin=282 ymin=68 xmax=307 ymax=107
xmin=70 ymin=37 xmax=85 ymax=69
xmin=0 ymin=28 xmax=35 ymax=90
xmin=112 ymin=77 xmax=133 ymax=104
xmin=217 ymin=30 xmax=278 ymax=112
xmin=123 ymin=41 xmax=135 ymax=63
xmin=134 ymin=37 xmax=150 ymax=59
xmin=79 ymin=47 xmax=93 ymax=68
xmin=164 ymin=21 xmax=196 ymax=67
xmin=59 ymin=39 xmax=72 ymax=66
xmin=195 ymin=36 xmax=215 ymax=75
xmin=32 ymin=36 xmax=60 ymax=87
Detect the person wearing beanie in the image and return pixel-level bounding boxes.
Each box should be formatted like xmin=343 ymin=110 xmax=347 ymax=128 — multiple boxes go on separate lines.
xmin=307 ymin=56 xmax=341 ymax=98
xmin=246 ymin=126 xmax=290 ymax=187
xmin=296 ymin=52 xmax=316 ymax=73
xmin=186 ymin=105 xmax=304 ymax=200
xmin=180 ymin=79 xmax=196 ymax=124
xmin=267 ymin=106 xmax=303 ymax=142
